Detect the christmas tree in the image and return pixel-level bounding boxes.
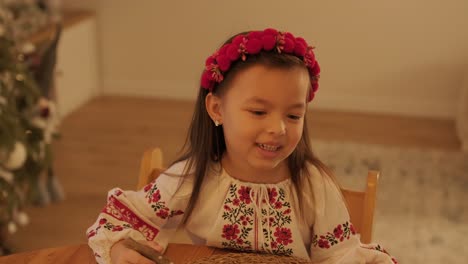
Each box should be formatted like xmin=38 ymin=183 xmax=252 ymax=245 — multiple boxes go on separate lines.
xmin=0 ymin=0 xmax=62 ymax=254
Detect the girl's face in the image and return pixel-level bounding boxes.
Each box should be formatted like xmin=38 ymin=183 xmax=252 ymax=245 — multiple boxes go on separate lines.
xmin=215 ymin=64 xmax=310 ymax=177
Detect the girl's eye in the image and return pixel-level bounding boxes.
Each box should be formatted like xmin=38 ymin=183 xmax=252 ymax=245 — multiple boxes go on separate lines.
xmin=288 ymin=115 xmax=302 ymax=120
xmin=249 ymin=110 xmax=266 ymax=116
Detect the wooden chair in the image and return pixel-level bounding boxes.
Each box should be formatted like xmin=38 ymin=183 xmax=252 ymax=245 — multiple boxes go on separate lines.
xmin=137 ymin=148 xmax=379 ymax=244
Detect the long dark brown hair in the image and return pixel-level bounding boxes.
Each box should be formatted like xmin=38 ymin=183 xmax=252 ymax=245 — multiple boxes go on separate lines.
xmin=171 ymin=31 xmax=337 ymax=225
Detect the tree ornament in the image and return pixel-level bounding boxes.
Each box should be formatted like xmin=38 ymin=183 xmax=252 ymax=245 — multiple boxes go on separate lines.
xmin=4 ymin=142 xmax=27 ymax=170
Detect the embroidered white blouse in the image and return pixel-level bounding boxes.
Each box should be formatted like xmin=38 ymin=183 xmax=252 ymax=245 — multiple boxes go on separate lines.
xmin=87 ymin=161 xmax=396 ymax=264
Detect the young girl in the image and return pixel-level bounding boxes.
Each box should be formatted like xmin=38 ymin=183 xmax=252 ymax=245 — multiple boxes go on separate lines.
xmin=87 ymin=28 xmax=397 ymax=264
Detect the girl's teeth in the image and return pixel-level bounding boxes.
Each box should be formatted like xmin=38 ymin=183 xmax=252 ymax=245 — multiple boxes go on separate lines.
xmin=258 ymin=144 xmax=278 ymax=151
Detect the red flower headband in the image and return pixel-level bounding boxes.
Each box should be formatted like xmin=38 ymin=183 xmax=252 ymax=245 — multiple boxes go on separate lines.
xmin=200 ymin=28 xmax=320 ymax=102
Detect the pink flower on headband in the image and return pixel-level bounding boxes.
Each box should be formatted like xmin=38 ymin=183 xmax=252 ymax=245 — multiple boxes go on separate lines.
xmin=311 ymin=62 xmax=320 ymax=76
xmin=264 ymin=28 xmax=278 ymax=35
xmin=206 ymin=64 xmax=223 ymax=82
xmin=312 ymin=82 xmax=319 ymax=92
xmin=231 ymin=35 xmax=248 ymax=61
xmin=262 ymin=34 xmax=276 ymax=51
xmin=294 ymin=37 xmax=308 ymax=56
xmin=217 ymin=55 xmax=231 ymax=72
xmin=200 ymin=28 xmax=321 ymax=102
xmin=219 ymin=45 xmax=229 ymax=56
xmin=308 ymin=90 xmax=315 ymax=101
xmin=248 ymin=31 xmax=263 ymax=39
xmin=201 ymin=71 xmax=214 ymax=90
xmin=205 ymin=56 xmax=216 ymax=66
xmin=226 ymin=44 xmax=240 ymax=61
xmin=232 ymin=35 xmax=246 ymax=45
xmin=304 ymin=48 xmax=316 ymax=68
xmin=283 ymin=37 xmax=295 ymax=53
xmin=246 ymin=38 xmax=263 ymax=54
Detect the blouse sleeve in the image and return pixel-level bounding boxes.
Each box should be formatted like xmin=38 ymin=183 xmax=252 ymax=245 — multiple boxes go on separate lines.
xmin=86 ymin=161 xmax=192 ymax=264
xmin=308 ymin=165 xmax=397 ymax=264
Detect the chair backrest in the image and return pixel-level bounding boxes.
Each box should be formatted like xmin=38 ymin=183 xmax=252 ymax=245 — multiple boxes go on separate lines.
xmin=137 ymin=148 xmax=379 ymax=244
xmin=137 ymin=148 xmax=164 ymax=189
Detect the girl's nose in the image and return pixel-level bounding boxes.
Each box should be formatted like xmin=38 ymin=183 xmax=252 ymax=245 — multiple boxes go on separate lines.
xmin=267 ymin=118 xmax=286 ymax=135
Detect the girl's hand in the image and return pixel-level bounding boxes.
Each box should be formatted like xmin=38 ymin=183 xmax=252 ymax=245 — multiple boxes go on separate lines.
xmin=110 ymin=239 xmax=164 ymax=264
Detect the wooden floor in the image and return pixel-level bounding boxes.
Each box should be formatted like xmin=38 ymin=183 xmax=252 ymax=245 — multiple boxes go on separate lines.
xmin=4 ymin=96 xmax=460 ymax=253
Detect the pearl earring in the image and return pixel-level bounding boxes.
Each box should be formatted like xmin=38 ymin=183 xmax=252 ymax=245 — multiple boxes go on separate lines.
xmin=214 ymin=120 xmax=220 ymax=126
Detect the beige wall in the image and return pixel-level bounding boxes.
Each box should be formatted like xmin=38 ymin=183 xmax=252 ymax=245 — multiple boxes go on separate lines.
xmin=64 ymin=0 xmax=468 ymax=119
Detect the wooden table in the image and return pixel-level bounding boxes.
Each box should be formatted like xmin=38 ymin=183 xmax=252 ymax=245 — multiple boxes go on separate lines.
xmin=0 ymin=243 xmax=225 ymax=264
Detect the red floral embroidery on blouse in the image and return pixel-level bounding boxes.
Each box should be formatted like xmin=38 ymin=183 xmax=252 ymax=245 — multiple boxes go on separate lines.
xmin=144 ymin=183 xmax=152 ymax=192
xmin=311 ymin=221 xmax=356 ymax=249
xmin=144 ymin=182 xmax=184 ymax=220
xmin=99 ymin=196 xmax=159 ymax=240
xmin=221 ymin=184 xmax=254 ymax=251
xmin=170 ymin=209 xmax=184 ymax=217
xmin=238 ymin=186 xmax=252 ymax=204
xmin=261 ymin=187 xmax=293 ymax=256
xmin=274 ymin=227 xmax=293 ymax=245
xmin=267 ymin=188 xmax=278 ymax=204
xmin=87 ymin=216 xmax=132 ymax=239
xmin=361 ymin=244 xmax=398 ymax=264
xmin=220 ymin=184 xmax=294 ymax=256
xmin=87 ymin=230 xmax=96 ymax=238
xmin=151 ymin=190 xmax=162 ymax=203
xmin=222 ymin=224 xmax=241 ymax=240
xmin=156 ymin=208 xmax=169 ymax=219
